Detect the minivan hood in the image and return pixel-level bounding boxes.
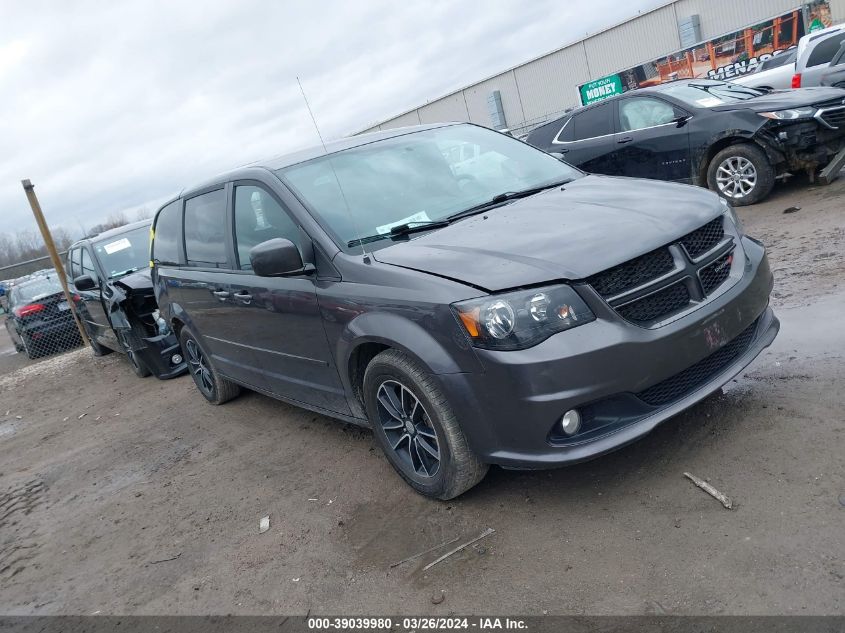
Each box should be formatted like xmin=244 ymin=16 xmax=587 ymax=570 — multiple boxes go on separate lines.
xmin=372 ymin=175 xmax=723 ymax=292
xmin=112 ymin=267 xmax=153 ymax=293
xmin=711 ymin=87 xmax=845 ymax=112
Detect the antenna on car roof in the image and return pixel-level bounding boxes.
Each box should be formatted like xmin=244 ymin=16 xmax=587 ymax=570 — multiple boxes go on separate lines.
xmin=296 ymin=77 xmax=370 ymax=262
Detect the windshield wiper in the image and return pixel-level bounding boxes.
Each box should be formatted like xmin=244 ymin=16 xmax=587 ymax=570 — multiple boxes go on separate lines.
xmin=111 ymin=267 xmax=142 ymax=278
xmin=346 ymin=179 xmax=573 ymax=248
xmin=445 ymin=178 xmax=574 ymax=222
xmin=347 ymin=220 xmax=451 ymax=248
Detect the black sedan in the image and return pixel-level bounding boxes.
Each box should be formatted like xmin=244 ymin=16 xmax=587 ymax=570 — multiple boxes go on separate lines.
xmin=526 ymin=79 xmax=845 ymax=205
xmin=4 ymin=273 xmax=82 ymax=358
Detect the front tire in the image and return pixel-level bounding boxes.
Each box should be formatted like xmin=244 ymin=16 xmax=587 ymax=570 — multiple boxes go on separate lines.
xmin=125 ymin=346 xmax=152 ymax=378
xmin=363 ymin=349 xmax=488 ymax=500
xmin=707 ymin=143 xmax=774 ymax=206
xmin=179 ymin=327 xmax=241 ymax=404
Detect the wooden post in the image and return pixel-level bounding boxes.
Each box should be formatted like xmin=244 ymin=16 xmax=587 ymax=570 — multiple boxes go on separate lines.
xmin=773 ymin=16 xmax=781 ymax=50
xmin=21 ymin=179 xmax=91 ymax=348
xmin=744 ymin=28 xmax=755 ymax=60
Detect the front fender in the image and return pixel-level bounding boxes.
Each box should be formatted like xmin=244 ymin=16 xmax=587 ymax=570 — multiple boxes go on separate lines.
xmin=336 ymin=310 xmax=482 ymax=417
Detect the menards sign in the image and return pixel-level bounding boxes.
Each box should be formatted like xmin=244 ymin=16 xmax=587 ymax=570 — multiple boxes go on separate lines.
xmin=576 ymin=1 xmax=831 ymax=105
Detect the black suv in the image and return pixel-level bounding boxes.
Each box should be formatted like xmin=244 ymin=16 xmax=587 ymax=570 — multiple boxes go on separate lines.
xmin=152 ymin=123 xmax=778 ymax=499
xmin=67 ymin=220 xmax=186 ymax=379
xmin=527 ymin=79 xmax=845 ymax=205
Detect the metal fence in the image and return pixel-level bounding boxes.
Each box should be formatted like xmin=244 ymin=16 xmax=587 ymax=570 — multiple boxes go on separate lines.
xmin=1 ymin=267 xmax=84 ymax=360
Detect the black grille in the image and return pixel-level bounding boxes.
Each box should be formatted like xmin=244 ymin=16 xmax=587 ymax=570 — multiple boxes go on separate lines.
xmin=680 ymin=217 xmax=724 ymax=259
xmin=820 ymin=108 xmax=845 ymax=129
xmin=637 ymin=319 xmax=759 ymax=406
xmin=587 ymin=247 xmax=674 ymax=297
xmin=699 ymin=252 xmax=733 ymax=295
xmin=617 ymin=283 xmax=690 ymax=324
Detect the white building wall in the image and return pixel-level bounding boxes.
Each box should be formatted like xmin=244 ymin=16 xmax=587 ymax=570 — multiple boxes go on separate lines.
xmin=582 ymin=4 xmax=681 ymax=79
xmin=357 ymin=0 xmax=845 ymax=135
xmin=513 ymin=44 xmax=592 ymax=120
xmin=417 ymin=93 xmax=469 ymax=124
xmin=462 ymin=71 xmax=525 ymax=127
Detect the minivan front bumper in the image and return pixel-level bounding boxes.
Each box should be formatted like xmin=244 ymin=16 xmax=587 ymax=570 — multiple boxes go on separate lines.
xmin=437 ymin=236 xmax=778 ymax=468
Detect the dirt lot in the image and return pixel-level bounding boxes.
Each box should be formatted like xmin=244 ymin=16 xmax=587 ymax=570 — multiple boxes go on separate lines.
xmin=1 ymin=176 xmax=843 ymax=615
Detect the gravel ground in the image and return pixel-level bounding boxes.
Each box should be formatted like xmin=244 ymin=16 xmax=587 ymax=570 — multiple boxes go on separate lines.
xmin=0 ymin=176 xmax=843 ymax=615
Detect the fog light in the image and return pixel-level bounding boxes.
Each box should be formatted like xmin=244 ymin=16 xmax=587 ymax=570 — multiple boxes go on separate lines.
xmin=560 ymin=409 xmax=581 ymax=436
xmin=171 ymin=353 xmax=183 ymax=365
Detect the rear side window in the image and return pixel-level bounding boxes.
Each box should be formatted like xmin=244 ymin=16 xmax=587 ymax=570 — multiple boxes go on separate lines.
xmin=572 ymin=103 xmax=614 ymax=141
xmin=807 ymin=33 xmax=845 ymax=67
xmin=153 ymin=200 xmax=183 ymax=265
xmin=552 ymin=117 xmax=574 ymax=143
xmin=184 ymin=189 xmax=228 ymax=268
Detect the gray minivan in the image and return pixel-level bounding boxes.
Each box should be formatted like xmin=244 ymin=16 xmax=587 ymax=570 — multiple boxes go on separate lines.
xmin=151 ymin=123 xmax=778 ymax=499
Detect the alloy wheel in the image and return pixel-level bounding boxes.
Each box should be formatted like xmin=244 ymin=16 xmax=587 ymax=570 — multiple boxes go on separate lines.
xmin=185 ymin=338 xmax=214 ymax=396
xmin=376 ymin=379 xmax=440 ymax=478
xmin=715 ymin=156 xmax=757 ymax=199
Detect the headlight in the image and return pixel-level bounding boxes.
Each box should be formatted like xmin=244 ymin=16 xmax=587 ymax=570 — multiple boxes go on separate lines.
xmin=453 ymin=284 xmax=595 ymax=350
xmin=759 ymin=107 xmax=816 ymax=121
xmin=719 ymin=197 xmax=744 ymax=236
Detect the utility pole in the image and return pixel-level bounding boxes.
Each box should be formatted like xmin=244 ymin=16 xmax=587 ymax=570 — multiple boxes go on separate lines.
xmin=21 ymin=179 xmax=91 ymax=348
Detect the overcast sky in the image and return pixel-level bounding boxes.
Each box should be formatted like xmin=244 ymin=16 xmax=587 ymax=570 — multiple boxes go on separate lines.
xmin=0 ymin=0 xmax=658 ymax=238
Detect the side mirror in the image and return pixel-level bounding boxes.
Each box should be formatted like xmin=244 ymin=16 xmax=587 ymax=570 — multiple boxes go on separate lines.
xmin=673 ymin=115 xmax=691 ymax=128
xmin=73 ymin=274 xmax=97 ymax=291
xmin=250 ymin=238 xmax=308 ymax=277
xmin=548 ymin=151 xmax=569 ymax=160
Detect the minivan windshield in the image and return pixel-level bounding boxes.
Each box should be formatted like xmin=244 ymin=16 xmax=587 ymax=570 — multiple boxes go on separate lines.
xmin=660 ymin=80 xmax=766 ymax=107
xmin=93 ymin=226 xmax=151 ymax=278
xmin=277 ymin=124 xmax=582 ymax=250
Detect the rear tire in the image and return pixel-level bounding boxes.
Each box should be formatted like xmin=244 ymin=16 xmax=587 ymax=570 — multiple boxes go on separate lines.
xmin=707 ymin=143 xmax=774 ymax=206
xmin=179 ymin=327 xmax=241 ymax=404
xmin=363 ymin=349 xmax=488 ymax=500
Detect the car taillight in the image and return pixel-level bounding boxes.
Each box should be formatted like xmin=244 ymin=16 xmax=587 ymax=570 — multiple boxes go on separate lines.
xmin=72 ymin=294 xmax=81 ymax=302
xmin=791 ymin=73 xmax=801 ymax=88
xmin=14 ymin=303 xmax=45 ymax=318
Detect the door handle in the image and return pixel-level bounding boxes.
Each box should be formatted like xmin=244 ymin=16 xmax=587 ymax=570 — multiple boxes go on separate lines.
xmin=617 ymin=136 xmax=633 ymax=144
xmin=212 ymin=289 xmax=230 ymax=299
xmin=233 ymin=292 xmax=252 ymax=304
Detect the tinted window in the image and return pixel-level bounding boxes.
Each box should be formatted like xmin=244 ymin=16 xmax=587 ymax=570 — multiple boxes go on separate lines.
xmin=70 ymin=248 xmax=82 ymax=279
xmin=553 ymin=117 xmax=574 ymax=143
xmin=808 ymin=33 xmax=845 ymax=67
xmin=758 ymin=49 xmax=796 ymax=71
xmin=619 ymin=98 xmax=677 ymax=131
xmin=153 ymin=200 xmax=183 ymax=265
xmin=572 ymin=103 xmax=613 ymax=140
xmin=184 ymin=190 xmax=228 ymax=267
xmin=81 ymin=248 xmax=99 ymax=282
xmin=234 ymin=186 xmax=300 ymax=270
